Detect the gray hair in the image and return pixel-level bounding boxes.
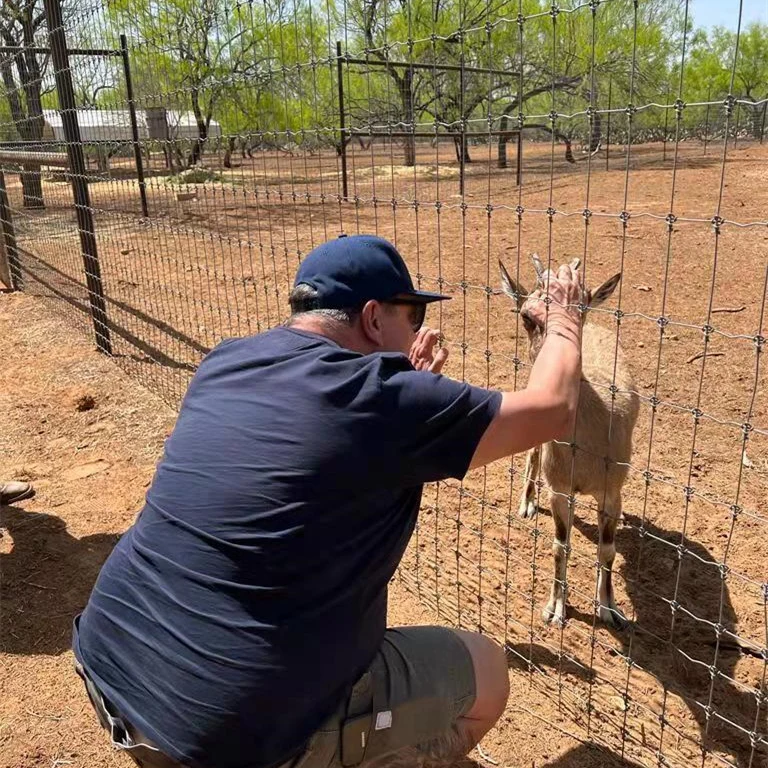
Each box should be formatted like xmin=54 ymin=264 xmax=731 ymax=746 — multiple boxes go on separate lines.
xmin=286 ymin=283 xmax=360 ymax=327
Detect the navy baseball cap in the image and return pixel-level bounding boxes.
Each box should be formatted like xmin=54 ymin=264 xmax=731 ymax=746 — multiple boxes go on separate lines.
xmin=294 ymin=234 xmax=451 ymax=308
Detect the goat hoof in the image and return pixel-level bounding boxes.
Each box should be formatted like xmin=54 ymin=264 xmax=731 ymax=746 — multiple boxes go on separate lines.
xmin=518 ymin=498 xmax=537 ymax=519
xmin=543 ymin=600 xmax=566 ymax=627
xmin=600 ymin=604 xmax=629 ymax=631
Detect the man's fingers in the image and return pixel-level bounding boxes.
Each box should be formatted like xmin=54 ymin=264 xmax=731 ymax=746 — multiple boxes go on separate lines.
xmin=416 ymin=328 xmax=439 ymax=358
xmin=429 ymin=346 xmax=449 ymax=373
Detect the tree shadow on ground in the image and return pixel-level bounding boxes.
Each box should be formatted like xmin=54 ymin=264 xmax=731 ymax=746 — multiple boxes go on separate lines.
xmin=0 ymin=505 xmax=119 ymax=656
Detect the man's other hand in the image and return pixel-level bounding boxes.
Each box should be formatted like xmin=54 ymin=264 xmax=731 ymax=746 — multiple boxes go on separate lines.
xmin=409 ymin=328 xmax=449 ymax=373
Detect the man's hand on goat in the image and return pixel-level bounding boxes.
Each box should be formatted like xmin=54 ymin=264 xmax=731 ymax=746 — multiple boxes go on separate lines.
xmin=523 ymin=259 xmax=584 ymax=343
xmin=409 ymin=327 xmax=449 ymax=373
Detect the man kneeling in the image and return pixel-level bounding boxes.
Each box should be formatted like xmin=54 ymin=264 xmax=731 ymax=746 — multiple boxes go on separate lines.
xmin=73 ymin=235 xmax=583 ymax=768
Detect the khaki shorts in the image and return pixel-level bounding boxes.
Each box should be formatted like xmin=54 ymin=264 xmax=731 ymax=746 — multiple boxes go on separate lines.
xmin=301 ymin=625 xmax=477 ymax=768
xmin=77 ymin=625 xmax=476 ymax=768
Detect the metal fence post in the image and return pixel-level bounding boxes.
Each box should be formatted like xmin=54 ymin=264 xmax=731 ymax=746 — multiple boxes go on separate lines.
xmin=761 ymin=102 xmax=767 ymax=145
xmin=703 ymin=87 xmax=711 ymax=155
xmin=662 ymin=82 xmax=671 ymax=161
xmin=0 ymin=170 xmax=21 ymax=290
xmin=43 ymin=0 xmax=112 ymax=354
xmin=336 ymin=41 xmax=348 ymax=201
xmin=120 ymin=33 xmax=149 ymax=219
xmin=605 ymin=76 xmax=612 ymax=171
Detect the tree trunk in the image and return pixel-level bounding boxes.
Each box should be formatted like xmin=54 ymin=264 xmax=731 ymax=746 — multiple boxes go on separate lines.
xmin=748 ymin=99 xmax=762 ymax=139
xmin=590 ymin=111 xmax=602 ymax=152
xmin=223 ymin=135 xmax=236 ymax=168
xmin=498 ymin=113 xmax=513 ymax=168
xmin=187 ymin=90 xmax=209 ymax=167
xmin=453 ymin=133 xmax=471 ymax=163
xmin=397 ymin=68 xmax=416 ymax=167
xmin=19 ymin=165 xmax=43 ymax=208
xmin=188 ymin=124 xmax=209 ymax=167
xmin=1 ymin=51 xmax=46 ymax=209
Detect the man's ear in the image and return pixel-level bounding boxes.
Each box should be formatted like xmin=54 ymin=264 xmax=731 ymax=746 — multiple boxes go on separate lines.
xmin=360 ymin=300 xmax=386 ymax=347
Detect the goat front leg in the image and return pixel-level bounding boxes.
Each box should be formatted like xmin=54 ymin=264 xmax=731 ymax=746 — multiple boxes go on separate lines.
xmin=543 ymin=493 xmax=571 ymax=626
xmin=518 ymin=446 xmax=541 ymax=519
xmin=597 ymin=491 xmax=628 ymax=630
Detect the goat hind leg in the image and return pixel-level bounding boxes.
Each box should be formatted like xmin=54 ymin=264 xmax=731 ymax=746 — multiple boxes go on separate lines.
xmin=597 ymin=492 xmax=628 ymax=630
xmin=518 ymin=447 xmax=540 ymax=519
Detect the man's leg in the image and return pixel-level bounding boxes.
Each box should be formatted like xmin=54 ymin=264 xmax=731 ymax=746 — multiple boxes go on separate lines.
xmin=412 ymin=630 xmax=509 ymax=766
xmin=361 ymin=626 xmax=509 ymax=768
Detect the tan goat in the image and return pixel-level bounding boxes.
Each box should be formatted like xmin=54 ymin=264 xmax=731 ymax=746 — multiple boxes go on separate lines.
xmin=499 ymin=255 xmax=639 ymax=629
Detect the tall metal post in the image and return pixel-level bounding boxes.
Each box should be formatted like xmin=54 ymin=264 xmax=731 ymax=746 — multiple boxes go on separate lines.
xmin=605 ymin=76 xmax=612 ymax=171
xmin=515 ymin=130 xmax=523 ymax=187
xmin=120 ymin=33 xmax=149 ymax=219
xmin=459 ymin=57 xmax=465 ymax=197
xmin=662 ymin=82 xmax=671 ymax=161
xmin=703 ymin=87 xmax=712 ymax=155
xmin=336 ymin=41 xmax=348 ymax=201
xmin=0 ymin=171 xmax=21 ymax=290
xmin=760 ymin=102 xmax=767 ymax=145
xmin=44 ymin=0 xmax=112 ymax=353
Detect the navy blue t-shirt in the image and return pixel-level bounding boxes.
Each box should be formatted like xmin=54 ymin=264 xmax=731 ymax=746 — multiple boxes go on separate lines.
xmin=73 ymin=326 xmax=501 ymax=768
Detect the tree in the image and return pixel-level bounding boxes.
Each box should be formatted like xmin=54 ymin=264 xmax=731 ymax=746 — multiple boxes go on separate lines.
xmin=686 ymin=23 xmax=768 ymax=139
xmin=108 ymin=0 xmax=278 ymax=168
xmin=0 ymin=0 xmax=49 ymax=208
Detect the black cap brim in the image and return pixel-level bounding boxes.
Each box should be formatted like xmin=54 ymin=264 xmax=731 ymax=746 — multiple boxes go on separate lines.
xmin=405 ymin=290 xmax=452 ymax=303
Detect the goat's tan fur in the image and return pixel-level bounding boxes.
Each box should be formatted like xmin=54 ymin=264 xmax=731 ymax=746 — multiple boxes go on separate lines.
xmin=500 ymin=257 xmax=639 ymax=628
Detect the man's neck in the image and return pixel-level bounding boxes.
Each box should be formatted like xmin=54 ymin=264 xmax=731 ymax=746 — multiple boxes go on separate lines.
xmin=286 ymin=316 xmax=374 ymax=356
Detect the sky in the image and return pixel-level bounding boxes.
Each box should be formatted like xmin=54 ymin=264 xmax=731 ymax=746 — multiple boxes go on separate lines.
xmin=689 ymin=0 xmax=767 ymax=29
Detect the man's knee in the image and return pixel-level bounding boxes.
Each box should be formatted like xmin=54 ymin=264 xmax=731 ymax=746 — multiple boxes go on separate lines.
xmin=451 ymin=629 xmax=509 ymax=724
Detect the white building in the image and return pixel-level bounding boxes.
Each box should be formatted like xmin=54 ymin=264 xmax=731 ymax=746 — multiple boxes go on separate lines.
xmin=41 ymin=109 xmax=221 ymax=142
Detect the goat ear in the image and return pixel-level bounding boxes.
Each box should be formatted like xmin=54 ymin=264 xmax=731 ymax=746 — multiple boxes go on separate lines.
xmin=589 ymin=272 xmax=622 ymax=308
xmin=499 ymin=260 xmax=527 ymax=309
xmin=531 ymin=253 xmax=545 ymax=283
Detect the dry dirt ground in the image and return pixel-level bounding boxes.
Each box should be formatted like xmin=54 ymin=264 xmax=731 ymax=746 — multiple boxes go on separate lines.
xmin=2 ymin=136 xmax=767 ymax=768
xmin=0 ymin=291 xmax=620 ymax=768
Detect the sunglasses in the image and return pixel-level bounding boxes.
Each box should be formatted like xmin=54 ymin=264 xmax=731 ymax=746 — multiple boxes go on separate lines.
xmin=384 ymin=298 xmax=428 ymax=333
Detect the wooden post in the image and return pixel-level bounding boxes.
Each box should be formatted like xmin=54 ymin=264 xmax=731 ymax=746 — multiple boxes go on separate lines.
xmin=0 ymin=170 xmax=22 ymax=290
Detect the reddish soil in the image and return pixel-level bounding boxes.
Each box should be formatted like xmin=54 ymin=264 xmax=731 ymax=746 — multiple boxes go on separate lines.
xmin=1 ymin=136 xmax=767 ymax=768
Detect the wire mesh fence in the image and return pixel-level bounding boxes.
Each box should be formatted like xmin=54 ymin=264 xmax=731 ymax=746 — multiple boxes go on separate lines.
xmin=1 ymin=0 xmax=767 ymax=766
